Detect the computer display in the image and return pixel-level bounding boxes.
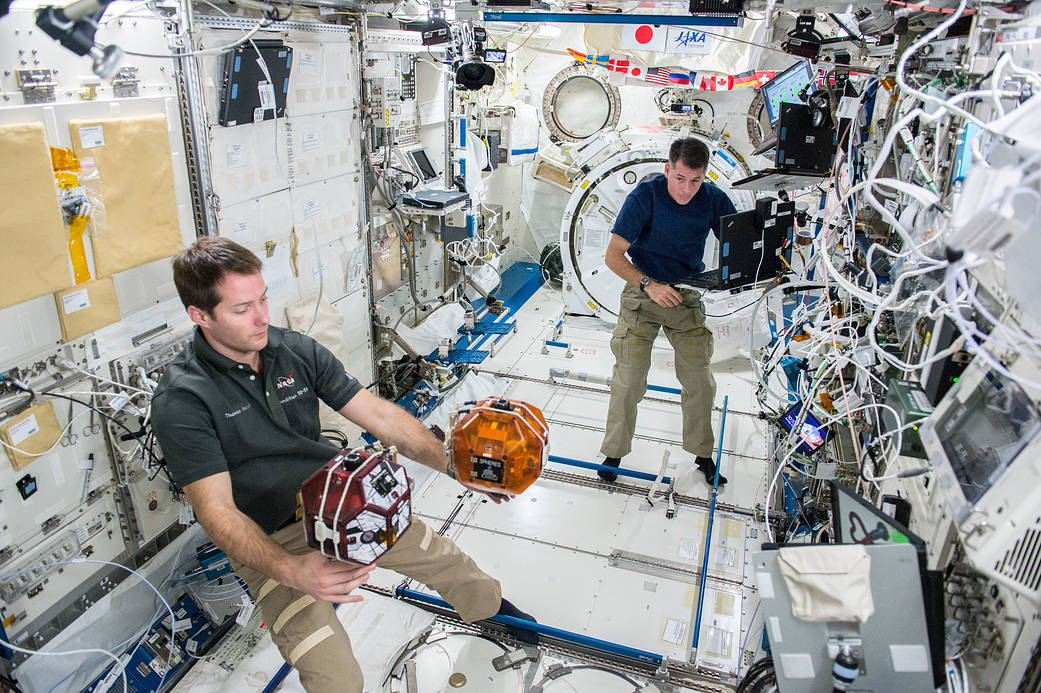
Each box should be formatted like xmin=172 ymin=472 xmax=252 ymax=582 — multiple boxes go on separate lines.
xmin=779 ymin=401 xmax=828 ymax=454
xmin=933 ymin=369 xmax=1041 ymax=506
xmin=407 ymin=147 xmax=440 ymax=183
xmin=830 ymin=481 xmax=922 ymax=550
xmin=829 ymin=481 xmax=945 ymax=688
xmin=484 ymin=49 xmax=507 ymax=64
xmin=762 ymin=59 xmax=815 ymax=124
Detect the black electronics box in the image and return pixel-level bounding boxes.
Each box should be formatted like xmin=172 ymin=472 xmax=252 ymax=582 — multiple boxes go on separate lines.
xmin=775 ymin=102 xmax=837 ymax=174
xmin=688 ymin=0 xmax=744 ymax=13
xmin=753 ymin=196 xmax=795 ymax=277
xmin=218 ymin=40 xmax=293 ymax=127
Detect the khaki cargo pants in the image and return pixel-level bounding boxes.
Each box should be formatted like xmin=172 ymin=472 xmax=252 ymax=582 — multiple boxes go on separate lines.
xmin=601 ymin=284 xmax=716 ymax=459
xmin=231 ymin=517 xmax=502 ymax=693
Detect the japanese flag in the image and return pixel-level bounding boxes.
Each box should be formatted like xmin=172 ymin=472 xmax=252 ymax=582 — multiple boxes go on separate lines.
xmin=621 ymin=24 xmax=667 ymax=53
xmin=623 ymin=58 xmax=648 ymax=83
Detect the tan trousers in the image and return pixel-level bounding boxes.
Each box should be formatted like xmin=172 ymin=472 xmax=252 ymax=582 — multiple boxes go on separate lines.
xmin=231 ymin=517 xmax=502 ymax=693
xmin=601 ymin=284 xmax=716 ymax=459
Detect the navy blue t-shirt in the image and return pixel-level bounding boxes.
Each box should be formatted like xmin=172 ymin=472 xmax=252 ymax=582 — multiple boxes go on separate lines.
xmin=612 ymin=175 xmax=737 ymax=282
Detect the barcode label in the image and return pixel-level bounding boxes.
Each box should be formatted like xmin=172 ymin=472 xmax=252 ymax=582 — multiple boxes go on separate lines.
xmin=258 ymin=81 xmax=276 ymax=110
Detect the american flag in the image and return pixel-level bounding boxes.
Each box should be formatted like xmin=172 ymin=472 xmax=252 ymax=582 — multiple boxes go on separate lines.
xmin=644 ymin=67 xmax=670 ymax=85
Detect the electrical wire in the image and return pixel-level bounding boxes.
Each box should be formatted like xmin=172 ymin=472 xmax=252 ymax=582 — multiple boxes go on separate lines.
xmin=0 ymin=558 xmax=176 ymax=693
xmin=122 ymin=20 xmax=268 ymax=58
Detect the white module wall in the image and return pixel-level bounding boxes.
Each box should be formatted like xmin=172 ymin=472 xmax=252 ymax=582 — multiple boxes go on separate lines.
xmin=194 ymin=20 xmax=373 ymax=386
xmin=0 ymin=0 xmax=198 ymax=663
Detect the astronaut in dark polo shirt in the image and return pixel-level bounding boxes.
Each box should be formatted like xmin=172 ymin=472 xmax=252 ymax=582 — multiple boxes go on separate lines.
xmin=151 ymin=237 xmax=533 ymax=693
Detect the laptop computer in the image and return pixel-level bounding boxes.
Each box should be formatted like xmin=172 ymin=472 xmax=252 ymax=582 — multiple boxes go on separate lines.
xmin=734 ymin=102 xmax=838 ymax=192
xmin=675 ymin=203 xmax=793 ymax=290
xmin=398 ymin=188 xmax=469 ymax=210
xmin=751 ymin=59 xmax=816 ymax=157
xmin=218 ymin=40 xmax=293 ymax=127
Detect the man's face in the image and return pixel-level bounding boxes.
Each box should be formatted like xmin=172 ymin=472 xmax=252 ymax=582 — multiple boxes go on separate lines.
xmin=189 ymin=272 xmax=270 ymax=360
xmin=664 ymin=159 xmax=706 ymax=205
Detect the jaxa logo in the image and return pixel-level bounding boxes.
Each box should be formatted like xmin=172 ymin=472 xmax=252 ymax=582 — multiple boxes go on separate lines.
xmin=276 ymin=368 xmax=297 ymax=391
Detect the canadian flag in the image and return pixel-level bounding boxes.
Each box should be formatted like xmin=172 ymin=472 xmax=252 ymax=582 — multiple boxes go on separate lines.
xmin=621 ymin=24 xmax=667 ymax=53
xmin=701 ymin=74 xmax=734 ymax=91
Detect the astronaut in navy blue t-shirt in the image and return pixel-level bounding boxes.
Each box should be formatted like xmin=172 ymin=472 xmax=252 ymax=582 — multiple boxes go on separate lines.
xmin=598 ymin=138 xmax=736 ymax=487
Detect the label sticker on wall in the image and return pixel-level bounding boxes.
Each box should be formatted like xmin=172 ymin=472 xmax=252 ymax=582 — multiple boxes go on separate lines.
xmin=78 ymin=125 xmax=105 ymax=149
xmin=662 ymin=618 xmax=687 ymax=646
xmin=678 ymin=540 xmax=698 ymax=561
xmin=9 ymin=415 xmax=40 ymax=445
xmin=298 ymin=51 xmax=319 ymax=77
xmin=62 ymin=289 xmax=91 ymax=314
xmin=302 ymin=132 xmax=320 ymax=154
xmin=233 ymin=220 xmax=251 ymax=243
xmin=303 ymin=199 xmax=322 ymax=221
xmin=715 ymin=545 xmax=737 ymax=567
xmin=226 ymin=143 xmax=248 ymax=169
xmin=706 ymin=626 xmax=732 ymax=657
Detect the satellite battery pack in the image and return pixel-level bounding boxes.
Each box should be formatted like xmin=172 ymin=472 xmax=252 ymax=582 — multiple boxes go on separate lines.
xmin=300 ymin=447 xmax=412 ymax=565
xmin=449 ymin=398 xmax=548 ymax=496
xmin=218 ymin=40 xmax=293 ymax=127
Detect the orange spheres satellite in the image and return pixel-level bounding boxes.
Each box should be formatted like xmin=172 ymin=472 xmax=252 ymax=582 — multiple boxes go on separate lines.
xmin=448 ymin=398 xmax=548 ymax=496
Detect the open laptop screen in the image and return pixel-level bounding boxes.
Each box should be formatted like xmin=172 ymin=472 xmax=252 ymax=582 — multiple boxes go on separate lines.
xmin=762 ymin=59 xmax=815 ymax=124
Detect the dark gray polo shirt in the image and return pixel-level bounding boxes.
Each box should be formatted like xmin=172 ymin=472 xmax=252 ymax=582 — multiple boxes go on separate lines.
xmin=151 ymin=326 xmax=362 ymax=533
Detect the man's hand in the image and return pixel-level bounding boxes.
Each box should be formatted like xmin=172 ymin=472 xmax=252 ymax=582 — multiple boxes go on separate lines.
xmin=646 ymin=281 xmax=683 ymax=308
xmin=284 ymin=552 xmax=375 ymax=603
xmin=467 ymin=486 xmax=511 ymax=504
xmin=447 ymin=455 xmax=510 ymax=504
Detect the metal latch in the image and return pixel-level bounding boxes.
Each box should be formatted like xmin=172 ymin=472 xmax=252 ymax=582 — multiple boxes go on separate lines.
xmin=111 ymin=66 xmax=139 ymax=98
xmin=16 ymin=69 xmax=56 ymax=104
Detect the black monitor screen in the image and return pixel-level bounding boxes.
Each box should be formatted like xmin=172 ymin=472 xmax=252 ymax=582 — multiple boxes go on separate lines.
xmin=484 ymin=49 xmax=507 ymax=64
xmin=408 ymin=148 xmax=439 ymax=183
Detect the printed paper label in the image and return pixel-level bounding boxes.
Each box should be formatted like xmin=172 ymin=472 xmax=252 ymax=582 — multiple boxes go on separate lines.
xmin=837 ymin=96 xmax=860 ymax=120
xmin=678 ymin=540 xmax=698 ymax=561
xmin=9 ymin=415 xmax=40 ymax=445
xmin=233 ymin=220 xmax=251 ymax=242
xmin=236 ymin=598 xmax=255 ymax=626
xmin=706 ymin=626 xmax=732 ymax=656
xmin=258 ymin=81 xmax=276 ymax=110
xmin=299 ymin=51 xmax=319 ymax=77
xmin=302 ymin=132 xmax=320 ymax=154
xmin=663 ymin=618 xmax=688 ymax=645
xmin=62 ymin=289 xmax=91 ymax=314
xmin=303 ymin=199 xmax=322 ymax=221
xmin=226 ymin=143 xmax=248 ymax=169
xmin=78 ymin=125 xmax=105 ymax=149
xmin=715 ymin=546 xmax=737 ymax=568
xmin=179 ymin=504 xmax=195 ymax=525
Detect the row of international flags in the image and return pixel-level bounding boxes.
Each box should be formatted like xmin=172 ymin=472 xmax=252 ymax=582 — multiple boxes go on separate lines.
xmin=566 ymin=49 xmax=856 ymax=92
xmin=566 ymin=48 xmax=777 ymax=91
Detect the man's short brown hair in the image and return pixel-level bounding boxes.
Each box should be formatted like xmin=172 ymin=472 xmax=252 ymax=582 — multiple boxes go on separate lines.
xmin=172 ymin=236 xmax=262 ymax=313
xmin=669 ymin=138 xmax=710 ymax=172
